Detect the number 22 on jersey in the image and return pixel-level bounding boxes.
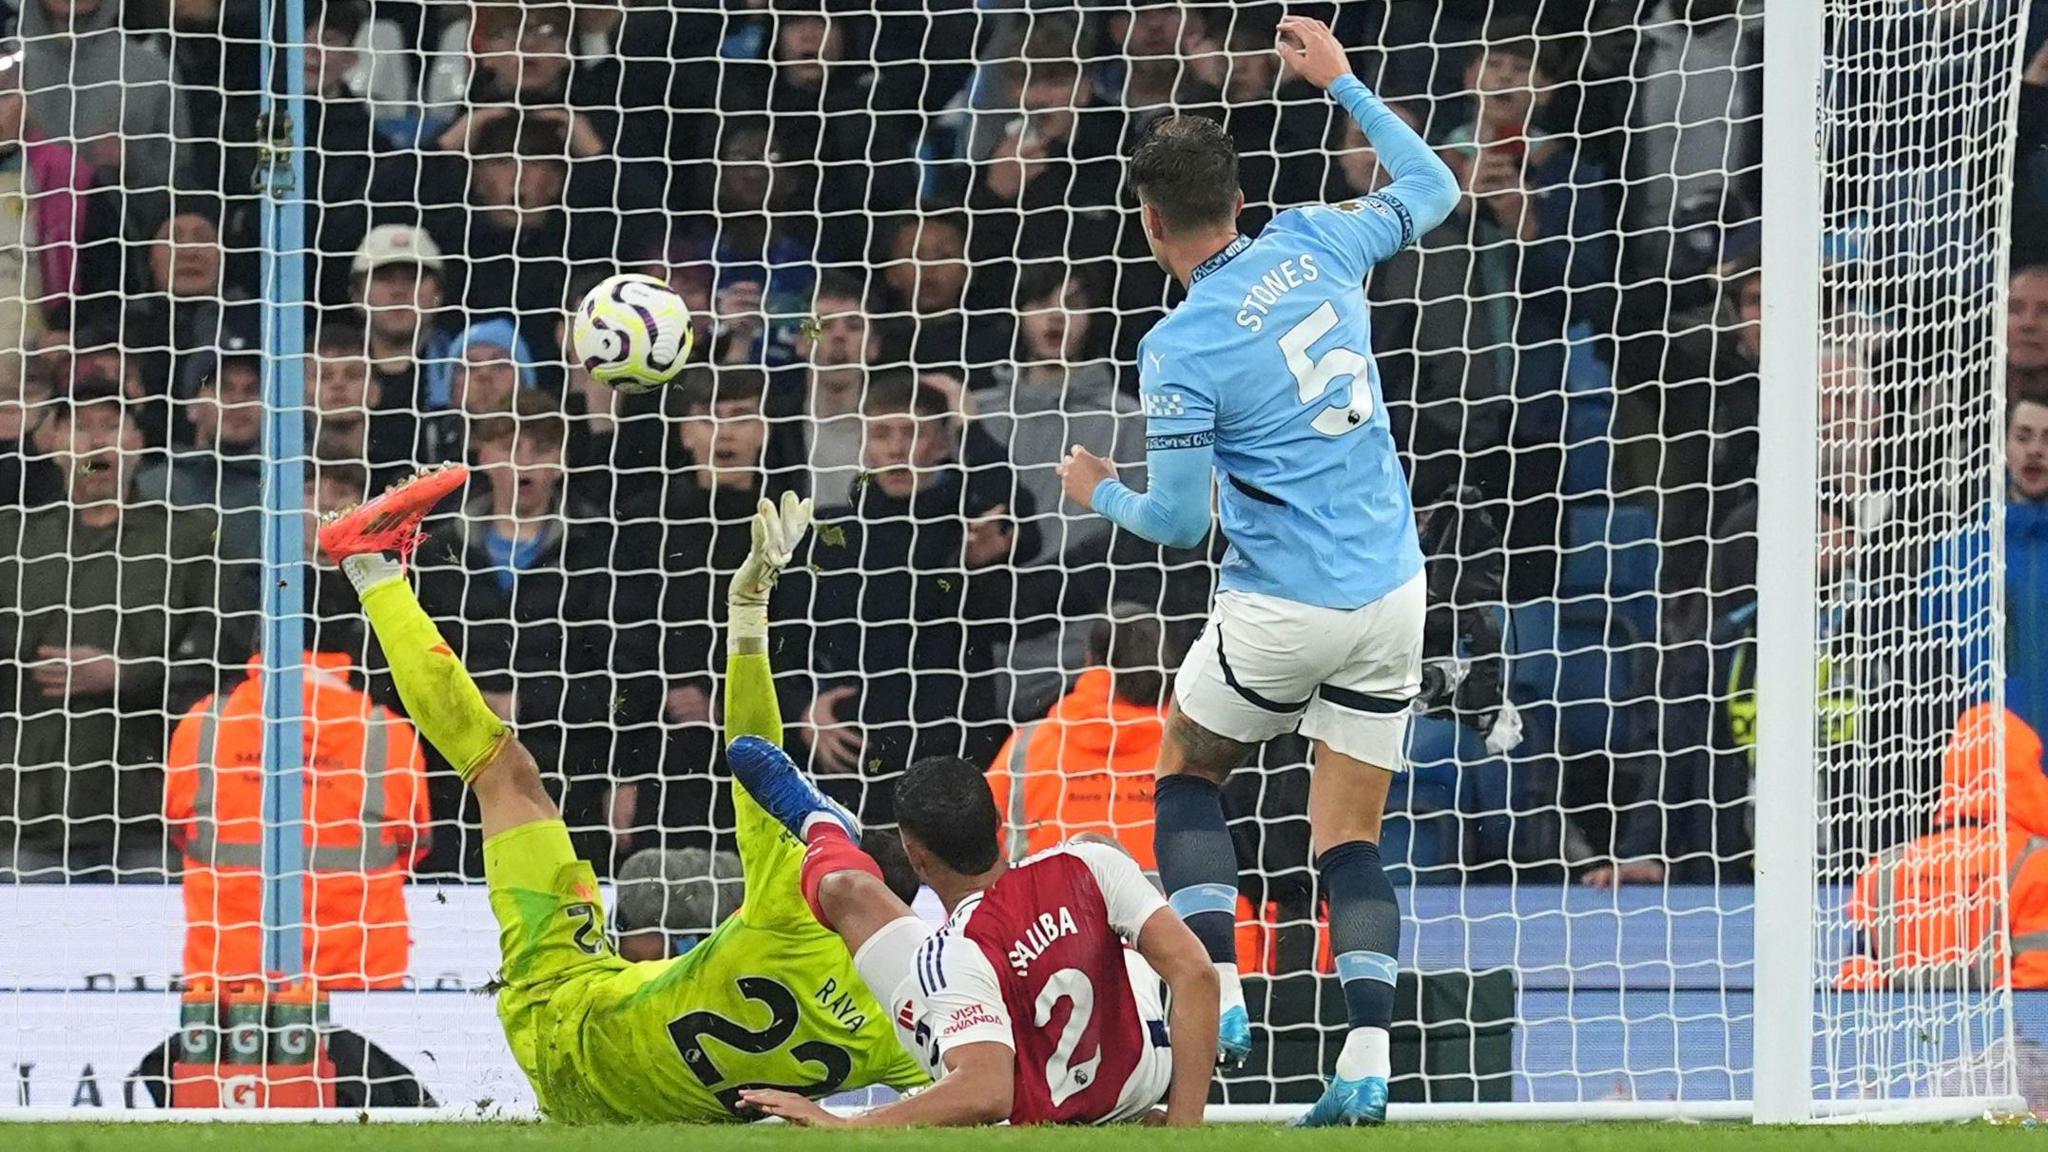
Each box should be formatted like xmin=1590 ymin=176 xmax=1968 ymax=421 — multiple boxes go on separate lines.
xmin=1278 ymin=300 xmax=1372 ymax=437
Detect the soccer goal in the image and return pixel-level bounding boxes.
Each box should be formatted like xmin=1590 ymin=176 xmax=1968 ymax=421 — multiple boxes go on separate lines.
xmin=0 ymin=0 xmax=2030 ymax=1124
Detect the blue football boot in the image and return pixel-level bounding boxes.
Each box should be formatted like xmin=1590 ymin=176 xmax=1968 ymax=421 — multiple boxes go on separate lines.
xmin=727 ymin=735 xmax=858 ymax=840
xmin=1217 ymin=1004 xmax=1253 ymax=1069
xmin=1292 ymin=1074 xmax=1389 ymax=1128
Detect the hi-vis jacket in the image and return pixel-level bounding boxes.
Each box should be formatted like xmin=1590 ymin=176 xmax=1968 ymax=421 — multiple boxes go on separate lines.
xmin=1841 ymin=703 xmax=2048 ymax=989
xmin=986 ymin=668 xmax=1163 ymax=868
xmin=166 ymin=651 xmax=429 ymax=989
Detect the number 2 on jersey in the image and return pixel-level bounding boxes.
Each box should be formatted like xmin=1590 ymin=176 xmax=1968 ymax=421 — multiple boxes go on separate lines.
xmin=1033 ymin=968 xmax=1102 ymax=1108
xmin=1279 ymin=300 xmax=1373 ymax=437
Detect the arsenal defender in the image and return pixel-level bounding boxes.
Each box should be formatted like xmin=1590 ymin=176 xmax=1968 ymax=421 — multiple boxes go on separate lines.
xmin=729 ymin=743 xmax=1220 ymax=1127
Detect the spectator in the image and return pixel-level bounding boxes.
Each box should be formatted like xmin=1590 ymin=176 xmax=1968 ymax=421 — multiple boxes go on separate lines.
xmin=302 ymin=0 xmax=416 ymax=307
xmin=1441 ymin=25 xmax=1620 ymax=596
xmin=0 ymin=40 xmax=92 ymax=354
xmin=719 ymin=12 xmax=920 ymax=218
xmin=794 ymin=374 xmax=1025 ymax=821
xmin=0 ymin=385 xmax=251 ymax=880
xmin=801 ymin=271 xmax=882 ymax=508
xmin=412 ymin=392 xmax=660 ymax=869
xmin=2018 ymin=40 xmax=2048 ymax=269
xmin=966 ymin=51 xmax=1126 ymax=271
xmin=1840 ymin=701 xmax=2048 ymax=989
xmin=665 ymin=122 xmax=819 ymax=369
xmin=557 ymin=273 xmax=672 ymax=516
xmin=1619 ymin=0 xmax=1761 ymax=298
xmin=350 ymin=224 xmax=457 ymax=416
xmin=426 ymin=3 xmax=627 ymax=150
xmin=423 ymin=111 xmax=654 ymax=346
xmin=1616 ymin=248 xmax=1761 ymax=642
xmin=879 ymin=212 xmax=1013 ymax=383
xmin=420 ymin=315 xmax=538 ymax=465
xmin=973 ymin=266 xmax=1141 ymax=569
xmin=985 ymin=610 xmax=1176 ymax=868
xmin=310 ymin=317 xmax=410 ymax=493
xmin=18 ymin=0 xmax=188 ymax=232
xmin=1924 ymin=395 xmax=2048 ymax=732
xmin=1098 ymin=4 xmax=1222 ymax=133
xmin=611 ymin=847 xmax=744 ymax=962
xmin=133 ymin=321 xmax=266 ymax=561
xmin=1200 ymin=13 xmax=1326 ymax=227
xmin=625 ymin=368 xmax=800 ymax=840
xmin=166 ymin=463 xmax=430 ymax=989
xmin=1330 ymin=101 xmax=1514 ymax=508
xmin=2009 ymin=265 xmax=2048 ymax=384
xmin=124 ymin=206 xmax=252 ymax=400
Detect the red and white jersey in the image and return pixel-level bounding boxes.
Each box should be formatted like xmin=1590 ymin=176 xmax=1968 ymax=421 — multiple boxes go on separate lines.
xmin=903 ymin=841 xmax=1172 ymax=1125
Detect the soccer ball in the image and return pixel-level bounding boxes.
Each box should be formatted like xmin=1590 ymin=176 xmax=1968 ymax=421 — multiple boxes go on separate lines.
xmin=572 ymin=272 xmax=694 ymax=392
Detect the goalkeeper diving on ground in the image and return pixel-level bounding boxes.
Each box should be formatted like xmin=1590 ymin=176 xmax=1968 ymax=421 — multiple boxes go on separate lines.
xmin=320 ymin=468 xmax=1218 ymax=1124
xmin=317 ymin=467 xmax=927 ymax=1122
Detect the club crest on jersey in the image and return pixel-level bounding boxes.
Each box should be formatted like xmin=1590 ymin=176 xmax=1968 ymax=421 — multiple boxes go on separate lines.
xmin=1007 ymin=905 xmax=1080 ymax=976
xmin=1143 ymin=392 xmax=1186 ymax=418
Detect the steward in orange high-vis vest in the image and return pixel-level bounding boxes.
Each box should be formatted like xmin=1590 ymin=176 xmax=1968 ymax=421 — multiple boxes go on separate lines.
xmin=1840 ymin=700 xmax=2048 ymax=989
xmin=166 ymin=651 xmax=430 ymax=989
xmin=986 ymin=614 xmax=1176 ymax=868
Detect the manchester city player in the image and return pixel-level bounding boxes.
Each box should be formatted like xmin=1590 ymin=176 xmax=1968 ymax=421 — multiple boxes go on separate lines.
xmin=1060 ymin=15 xmax=1458 ymax=1128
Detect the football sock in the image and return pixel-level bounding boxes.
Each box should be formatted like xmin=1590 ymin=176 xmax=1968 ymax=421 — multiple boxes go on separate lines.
xmin=800 ymin=823 xmax=883 ymax=929
xmin=1154 ymin=773 xmax=1241 ymax=970
xmin=346 ymin=555 xmax=508 ymax=782
xmin=1319 ymin=839 xmax=1399 ymax=1081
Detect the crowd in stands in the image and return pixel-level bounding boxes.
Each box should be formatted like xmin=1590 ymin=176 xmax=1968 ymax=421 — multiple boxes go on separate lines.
xmin=0 ymin=0 xmax=2041 ymax=932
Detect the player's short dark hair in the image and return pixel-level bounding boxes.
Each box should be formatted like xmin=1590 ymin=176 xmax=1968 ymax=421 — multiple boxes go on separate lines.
xmin=895 ymin=756 xmax=1001 ymax=876
xmin=1130 ymin=116 xmax=1241 ymax=233
xmin=862 ymin=829 xmax=923 ymax=905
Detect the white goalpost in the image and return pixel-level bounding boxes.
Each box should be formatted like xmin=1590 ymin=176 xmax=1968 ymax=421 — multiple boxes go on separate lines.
xmin=0 ymin=0 xmax=2032 ymax=1124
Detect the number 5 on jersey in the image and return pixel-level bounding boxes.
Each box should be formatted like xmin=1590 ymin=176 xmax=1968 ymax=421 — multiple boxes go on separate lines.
xmin=1279 ymin=300 xmax=1372 ymax=437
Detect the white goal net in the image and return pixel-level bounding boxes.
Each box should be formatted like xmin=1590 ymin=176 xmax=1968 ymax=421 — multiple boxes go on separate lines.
xmin=0 ymin=0 xmax=2031 ymax=1122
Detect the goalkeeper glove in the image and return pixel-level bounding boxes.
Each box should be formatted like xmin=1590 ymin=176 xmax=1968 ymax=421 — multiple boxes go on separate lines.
xmin=729 ymin=491 xmax=814 ymax=645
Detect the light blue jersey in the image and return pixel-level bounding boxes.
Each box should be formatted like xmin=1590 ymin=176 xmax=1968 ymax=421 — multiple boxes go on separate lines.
xmin=1093 ymin=74 xmax=1458 ymax=612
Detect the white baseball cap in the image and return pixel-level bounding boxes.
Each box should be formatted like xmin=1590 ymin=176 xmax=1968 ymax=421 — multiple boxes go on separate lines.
xmin=353 ymin=224 xmax=445 ymax=276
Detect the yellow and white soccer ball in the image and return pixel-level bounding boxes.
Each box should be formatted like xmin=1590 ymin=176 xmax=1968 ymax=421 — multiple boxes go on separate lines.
xmin=572 ymin=272 xmax=694 ymax=392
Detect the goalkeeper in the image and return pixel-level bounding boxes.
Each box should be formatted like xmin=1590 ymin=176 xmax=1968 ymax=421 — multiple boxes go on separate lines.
xmin=317 ymin=466 xmax=926 ymax=1122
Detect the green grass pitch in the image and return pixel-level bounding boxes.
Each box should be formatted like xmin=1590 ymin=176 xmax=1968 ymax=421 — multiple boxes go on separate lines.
xmin=0 ymin=1124 xmax=2037 ymax=1152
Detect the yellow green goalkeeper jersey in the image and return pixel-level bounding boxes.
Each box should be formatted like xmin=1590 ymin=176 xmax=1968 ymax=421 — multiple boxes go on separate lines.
xmin=483 ymin=649 xmax=928 ymax=1123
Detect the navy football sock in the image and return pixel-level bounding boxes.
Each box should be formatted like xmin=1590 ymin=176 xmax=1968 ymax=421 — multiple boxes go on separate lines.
xmin=1153 ymin=773 xmax=1239 ymax=966
xmin=1319 ymin=839 xmax=1399 ymax=1035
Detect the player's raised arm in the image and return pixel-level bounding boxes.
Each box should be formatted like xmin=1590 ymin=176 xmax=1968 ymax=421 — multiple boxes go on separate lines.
xmin=1278 ymin=15 xmax=1458 ymax=260
xmin=722 ymin=491 xmax=813 ymax=744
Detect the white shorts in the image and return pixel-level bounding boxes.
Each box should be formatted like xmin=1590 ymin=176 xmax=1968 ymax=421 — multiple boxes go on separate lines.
xmin=1174 ymin=572 xmax=1424 ymax=770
